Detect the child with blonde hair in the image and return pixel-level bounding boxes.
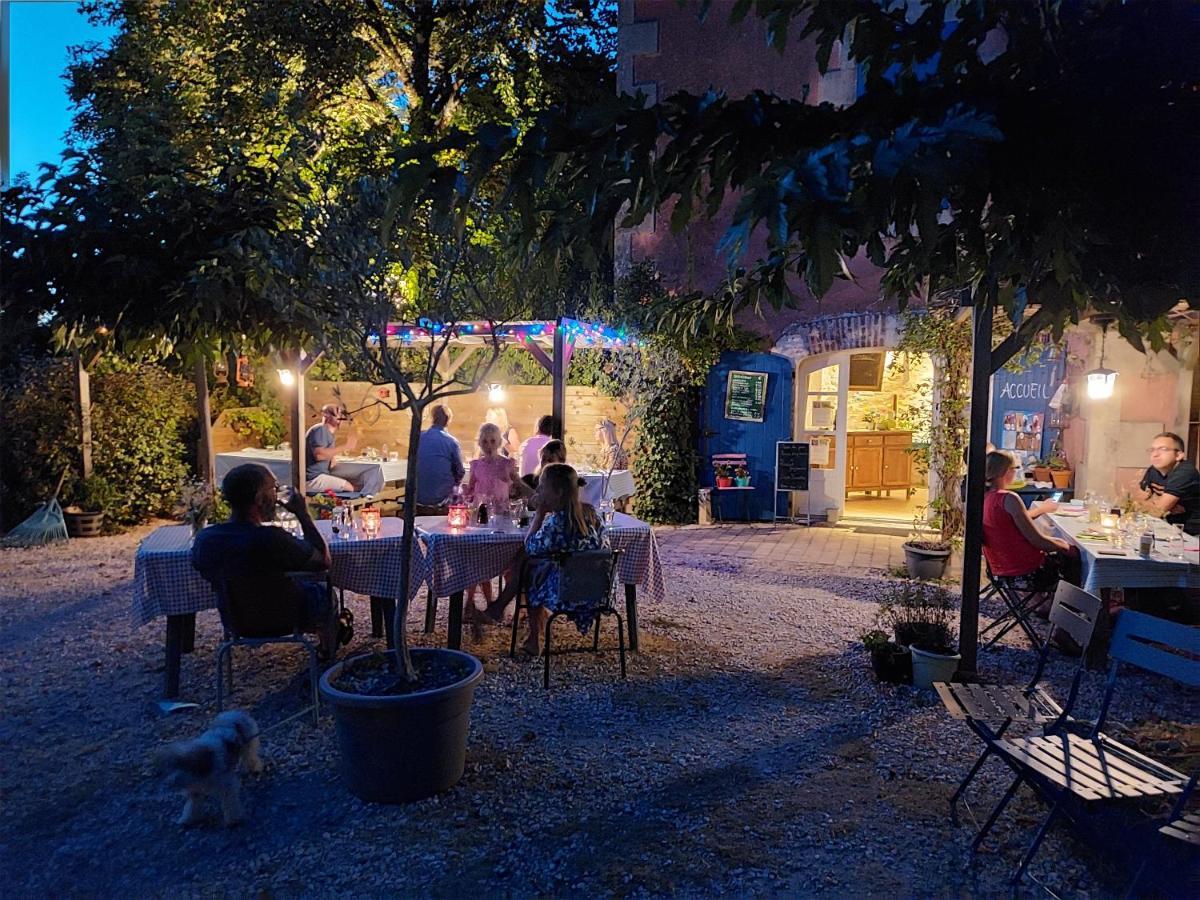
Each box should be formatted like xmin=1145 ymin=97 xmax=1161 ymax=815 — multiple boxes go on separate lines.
xmin=463 ymin=422 xmax=530 ymax=618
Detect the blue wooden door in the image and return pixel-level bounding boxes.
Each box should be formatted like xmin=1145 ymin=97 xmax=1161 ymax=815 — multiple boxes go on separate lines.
xmin=702 ymin=352 xmax=794 ymax=521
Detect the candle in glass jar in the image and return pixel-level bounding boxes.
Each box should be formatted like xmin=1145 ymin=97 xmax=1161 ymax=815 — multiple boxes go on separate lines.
xmin=361 ymin=506 xmax=381 ymax=538
xmin=1100 ymin=513 xmax=1118 ymax=529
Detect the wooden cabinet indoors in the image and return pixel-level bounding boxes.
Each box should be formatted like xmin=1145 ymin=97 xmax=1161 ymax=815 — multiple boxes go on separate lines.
xmin=846 ymin=431 xmax=914 ymax=497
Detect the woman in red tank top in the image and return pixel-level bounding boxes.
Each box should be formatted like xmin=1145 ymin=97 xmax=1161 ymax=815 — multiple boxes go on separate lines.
xmin=982 ymin=451 xmax=1075 ymax=589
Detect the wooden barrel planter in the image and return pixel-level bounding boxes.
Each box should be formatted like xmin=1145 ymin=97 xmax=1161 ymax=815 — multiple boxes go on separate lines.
xmin=64 ymin=510 xmax=104 ymax=538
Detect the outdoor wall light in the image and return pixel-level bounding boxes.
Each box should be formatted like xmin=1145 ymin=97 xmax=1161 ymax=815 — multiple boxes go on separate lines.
xmin=277 ymin=368 xmax=296 ymax=387
xmin=487 ymin=383 xmax=505 ymax=403
xmin=1085 ymin=317 xmax=1118 ymax=400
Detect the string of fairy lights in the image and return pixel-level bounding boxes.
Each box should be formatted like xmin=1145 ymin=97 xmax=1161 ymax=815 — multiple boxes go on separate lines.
xmin=378 ymin=317 xmax=634 ymax=348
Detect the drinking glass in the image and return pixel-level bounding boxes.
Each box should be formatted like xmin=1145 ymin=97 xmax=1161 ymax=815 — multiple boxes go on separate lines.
xmin=599 ymin=498 xmax=616 ymax=527
xmin=508 ymin=501 xmax=522 ymax=531
xmin=1171 ymin=523 xmax=1187 ymax=560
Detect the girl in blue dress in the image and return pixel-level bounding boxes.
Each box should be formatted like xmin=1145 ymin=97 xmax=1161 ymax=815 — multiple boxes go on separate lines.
xmin=518 ymin=464 xmax=607 ymax=656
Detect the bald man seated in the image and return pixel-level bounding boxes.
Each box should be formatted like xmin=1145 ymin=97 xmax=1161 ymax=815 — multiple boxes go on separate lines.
xmin=304 ymin=404 xmax=382 ymax=495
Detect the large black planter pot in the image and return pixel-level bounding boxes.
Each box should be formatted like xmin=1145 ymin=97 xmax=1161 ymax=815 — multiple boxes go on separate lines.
xmin=870 ymin=645 xmax=912 ymax=684
xmin=902 ymin=542 xmax=951 ymax=580
xmin=319 ymin=648 xmax=483 ymax=803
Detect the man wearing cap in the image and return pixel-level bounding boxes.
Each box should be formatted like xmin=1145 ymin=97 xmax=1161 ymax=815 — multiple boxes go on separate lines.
xmin=305 ymin=404 xmax=381 ymax=495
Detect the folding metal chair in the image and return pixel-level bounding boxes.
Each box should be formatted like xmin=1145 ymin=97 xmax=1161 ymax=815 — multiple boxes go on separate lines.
xmin=981 ymin=611 xmax=1199 ymax=885
xmin=213 ymin=573 xmax=336 ymax=725
xmin=936 ymin=582 xmax=1103 ymax=827
xmin=980 ymin=565 xmax=1050 ymax=651
xmin=537 ymin=549 xmax=625 ymax=688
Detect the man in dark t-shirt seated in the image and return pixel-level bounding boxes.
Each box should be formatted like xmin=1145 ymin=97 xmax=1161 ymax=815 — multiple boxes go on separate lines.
xmin=1137 ymin=432 xmax=1200 ymax=536
xmin=192 ymin=464 xmax=334 ymax=650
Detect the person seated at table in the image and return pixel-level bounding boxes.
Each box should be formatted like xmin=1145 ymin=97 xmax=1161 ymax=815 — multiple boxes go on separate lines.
xmin=191 ymin=464 xmax=336 ymax=656
xmin=521 ymin=439 xmax=567 ymax=491
xmin=983 ymin=451 xmax=1079 ymax=596
xmin=1134 ymin=431 xmax=1200 ymax=536
xmin=414 ymin=404 xmax=466 ymax=515
xmin=305 ymin=404 xmax=382 ymax=496
xmin=595 ymin=417 xmax=629 ymax=472
xmin=518 ymin=415 xmax=558 ymax=478
xmin=496 ymin=464 xmax=608 ymax=656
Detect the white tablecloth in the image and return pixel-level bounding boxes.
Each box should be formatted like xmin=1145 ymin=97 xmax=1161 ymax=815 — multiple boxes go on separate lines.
xmin=1043 ymin=512 xmax=1200 ymax=594
xmin=577 ymin=469 xmax=636 ymax=505
xmin=215 ymin=449 xmax=406 ymax=493
xmin=415 ymin=511 xmax=665 ymax=602
xmin=131 ymin=519 xmax=425 ymax=626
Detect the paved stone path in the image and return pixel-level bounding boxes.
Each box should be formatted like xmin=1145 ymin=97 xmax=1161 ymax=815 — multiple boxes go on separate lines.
xmin=657 ymin=522 xmax=908 ymax=574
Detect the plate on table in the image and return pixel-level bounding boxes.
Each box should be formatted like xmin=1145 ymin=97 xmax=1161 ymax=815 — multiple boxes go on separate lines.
xmin=1055 ymin=505 xmax=1086 ymax=517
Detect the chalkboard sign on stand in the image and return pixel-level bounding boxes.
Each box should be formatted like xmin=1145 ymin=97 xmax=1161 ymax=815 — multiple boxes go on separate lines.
xmin=775 ymin=441 xmax=813 ymax=524
xmin=725 ymin=370 xmax=768 ymax=422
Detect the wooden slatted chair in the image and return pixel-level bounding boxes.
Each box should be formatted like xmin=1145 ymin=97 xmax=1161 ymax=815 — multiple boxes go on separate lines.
xmin=936 ymin=582 xmax=1103 ymax=828
xmin=982 ymin=610 xmax=1199 ymax=885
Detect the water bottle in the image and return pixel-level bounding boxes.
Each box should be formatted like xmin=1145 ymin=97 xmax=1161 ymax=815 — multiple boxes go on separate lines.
xmin=1139 ymin=530 xmax=1154 ymax=558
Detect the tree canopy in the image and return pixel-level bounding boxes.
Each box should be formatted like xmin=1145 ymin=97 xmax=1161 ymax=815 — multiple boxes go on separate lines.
xmin=503 ymin=0 xmax=1198 ymax=345
xmin=1 ymin=0 xmax=616 ymax=362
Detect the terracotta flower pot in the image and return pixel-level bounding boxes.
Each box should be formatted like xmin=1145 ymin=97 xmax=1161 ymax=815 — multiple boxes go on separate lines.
xmin=1051 ymin=469 xmax=1073 ymax=489
xmin=716 ymin=477 xmax=733 ymax=488
xmin=1033 ymin=466 xmax=1052 ymax=483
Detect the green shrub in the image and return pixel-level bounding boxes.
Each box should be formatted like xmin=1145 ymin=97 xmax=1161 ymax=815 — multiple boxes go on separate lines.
xmin=0 ymin=358 xmax=79 ymax=526
xmin=89 ymin=359 xmax=196 ymax=527
xmin=66 ymin=475 xmax=117 ymax=512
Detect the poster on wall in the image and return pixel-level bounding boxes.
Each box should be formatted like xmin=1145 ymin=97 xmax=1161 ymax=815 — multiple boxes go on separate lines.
xmin=725 ymin=370 xmax=768 ymax=422
xmin=990 ymin=350 xmax=1064 ymax=465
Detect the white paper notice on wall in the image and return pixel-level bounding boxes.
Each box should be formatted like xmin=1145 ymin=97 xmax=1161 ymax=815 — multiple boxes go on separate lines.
xmin=810 ymin=439 xmax=831 ymax=466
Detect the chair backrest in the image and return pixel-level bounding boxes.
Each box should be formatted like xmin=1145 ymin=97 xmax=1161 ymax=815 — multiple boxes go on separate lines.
xmin=1047 ymin=582 xmax=1103 ymax=654
xmin=213 ymin=575 xmax=303 ymax=639
xmin=1109 ymin=610 xmax=1200 ymax=688
xmin=557 ymin=549 xmax=620 ymax=612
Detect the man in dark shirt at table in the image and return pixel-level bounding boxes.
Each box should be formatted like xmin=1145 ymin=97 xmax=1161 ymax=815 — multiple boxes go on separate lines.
xmin=192 ymin=464 xmax=334 ymax=650
xmin=1137 ymin=432 xmax=1200 ymax=536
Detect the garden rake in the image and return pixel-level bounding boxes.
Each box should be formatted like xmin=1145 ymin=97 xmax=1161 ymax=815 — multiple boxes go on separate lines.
xmin=1 ymin=470 xmax=70 ymax=548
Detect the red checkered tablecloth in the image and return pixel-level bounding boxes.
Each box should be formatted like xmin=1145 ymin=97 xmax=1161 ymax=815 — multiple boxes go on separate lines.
xmin=414 ymin=512 xmax=666 ymax=603
xmin=131 ymin=519 xmax=426 ymax=627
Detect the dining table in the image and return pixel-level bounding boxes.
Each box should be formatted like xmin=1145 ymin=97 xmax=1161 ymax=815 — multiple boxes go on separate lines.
xmin=415 ymin=511 xmax=666 ymax=652
xmin=1040 ymin=509 xmax=1199 ymax=664
xmin=132 ymin=518 xmax=425 ymax=698
xmin=214 ymin=448 xmax=407 ymax=494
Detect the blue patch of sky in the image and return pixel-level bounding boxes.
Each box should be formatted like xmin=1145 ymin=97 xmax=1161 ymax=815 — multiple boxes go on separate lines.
xmin=10 ymin=0 xmax=115 ymax=183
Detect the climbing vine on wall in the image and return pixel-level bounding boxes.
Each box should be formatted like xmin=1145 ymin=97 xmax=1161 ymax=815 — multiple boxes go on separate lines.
xmin=895 ymin=309 xmax=972 ymax=547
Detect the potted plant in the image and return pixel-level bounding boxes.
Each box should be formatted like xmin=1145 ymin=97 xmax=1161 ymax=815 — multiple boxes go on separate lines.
xmin=176 ymin=477 xmax=226 ymax=535
xmin=861 ymin=628 xmax=911 ymax=684
xmin=903 ymin=504 xmax=953 ymax=579
xmin=734 ymin=465 xmax=750 ymax=487
xmin=1031 ymin=458 xmax=1053 ymax=483
xmin=1049 ymin=455 xmax=1073 ymax=489
xmin=715 ymin=463 xmax=734 ymax=489
xmin=63 ymin=475 xmax=115 ymax=537
xmin=876 ymin=581 xmax=960 ymax=689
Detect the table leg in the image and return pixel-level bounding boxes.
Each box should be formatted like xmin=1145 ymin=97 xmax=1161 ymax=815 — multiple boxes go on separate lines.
xmin=1086 ymin=588 xmax=1113 ymax=670
xmin=423 ymin=589 xmax=437 ymax=634
xmin=180 ymin=613 xmax=196 ymax=653
xmin=447 ymin=591 xmax=464 ymax=650
xmin=369 ymin=596 xmax=397 ymax=648
xmin=624 ymin=584 xmax=639 ymax=653
xmin=164 ymin=615 xmax=188 ymax=698
xmin=370 ymin=596 xmax=384 ymax=638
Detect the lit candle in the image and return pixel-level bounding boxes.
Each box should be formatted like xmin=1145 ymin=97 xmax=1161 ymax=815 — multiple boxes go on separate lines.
xmin=361 ymin=506 xmax=381 ymax=539
xmin=447 ymin=501 xmax=470 ymax=529
xmin=1101 ymin=513 xmax=1118 ymax=529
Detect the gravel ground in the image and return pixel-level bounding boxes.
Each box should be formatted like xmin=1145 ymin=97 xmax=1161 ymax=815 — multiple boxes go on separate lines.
xmin=0 ymin=523 xmax=1195 ymax=897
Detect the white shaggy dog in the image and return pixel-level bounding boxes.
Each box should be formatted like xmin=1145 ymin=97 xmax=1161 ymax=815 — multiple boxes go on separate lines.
xmin=159 ymin=711 xmax=263 ymax=827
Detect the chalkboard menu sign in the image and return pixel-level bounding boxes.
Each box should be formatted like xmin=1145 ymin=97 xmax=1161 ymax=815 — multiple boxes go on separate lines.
xmin=848 ymin=352 xmax=884 ymax=391
xmin=775 ymin=442 xmax=811 ymax=491
xmin=725 ymin=370 xmax=768 ymax=422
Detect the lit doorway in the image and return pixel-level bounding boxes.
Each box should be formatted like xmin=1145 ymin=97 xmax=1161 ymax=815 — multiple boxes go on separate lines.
xmin=842 ymin=350 xmax=932 ymax=524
